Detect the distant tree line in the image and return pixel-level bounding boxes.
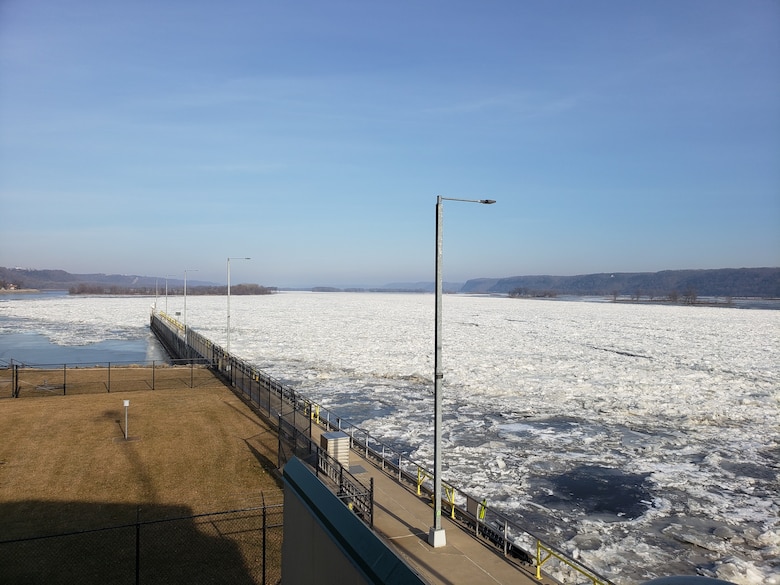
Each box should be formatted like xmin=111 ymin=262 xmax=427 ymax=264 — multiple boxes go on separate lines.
xmin=611 ymin=287 xmax=704 ymax=305
xmin=508 ymin=288 xmax=558 ymax=299
xmin=311 ymin=287 xmax=428 ymax=293
xmin=69 ymin=284 xmax=154 ymax=295
xmin=69 ymin=283 xmax=276 ymax=295
xmin=186 ymin=284 xmax=277 ymax=295
xmin=612 ymin=287 xmax=734 ymax=307
xmin=509 ymin=284 xmax=736 ymax=307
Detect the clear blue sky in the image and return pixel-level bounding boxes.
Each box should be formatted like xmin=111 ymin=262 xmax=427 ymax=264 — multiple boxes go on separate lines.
xmin=1 ymin=1 xmax=778 ymax=287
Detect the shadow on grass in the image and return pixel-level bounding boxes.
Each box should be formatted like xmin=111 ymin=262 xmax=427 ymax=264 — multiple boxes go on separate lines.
xmin=0 ymin=501 xmax=272 ymax=585
xmin=243 ymin=438 xmax=284 ymax=490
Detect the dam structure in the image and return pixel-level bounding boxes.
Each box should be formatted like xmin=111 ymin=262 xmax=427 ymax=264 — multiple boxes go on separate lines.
xmin=149 ymin=309 xmax=616 ymax=585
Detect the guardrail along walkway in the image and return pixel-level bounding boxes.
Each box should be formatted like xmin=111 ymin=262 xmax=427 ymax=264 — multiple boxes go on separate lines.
xmin=308 ymin=424 xmax=555 ymax=585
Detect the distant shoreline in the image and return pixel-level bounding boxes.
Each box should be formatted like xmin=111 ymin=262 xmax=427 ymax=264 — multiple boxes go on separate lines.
xmin=0 ymin=289 xmax=40 ymax=294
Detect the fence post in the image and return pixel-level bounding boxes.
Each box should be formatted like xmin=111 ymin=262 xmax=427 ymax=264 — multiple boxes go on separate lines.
xmin=63 ymin=364 xmax=66 ymax=395
xmin=369 ymin=477 xmax=374 ymax=528
xmin=152 ymin=360 xmax=155 ymax=390
xmin=308 ymin=407 xmax=312 ymax=443
xmin=135 ymin=506 xmax=141 ymax=585
xmin=262 ymin=500 xmax=267 ymax=585
xmin=107 ymin=362 xmax=111 ymax=392
xmin=277 ymin=414 xmax=282 ymax=468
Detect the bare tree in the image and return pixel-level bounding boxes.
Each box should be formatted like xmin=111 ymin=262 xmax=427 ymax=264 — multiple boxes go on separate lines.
xmin=683 ymin=287 xmax=697 ymax=305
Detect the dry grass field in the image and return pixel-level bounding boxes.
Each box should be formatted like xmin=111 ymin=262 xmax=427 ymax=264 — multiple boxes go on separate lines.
xmin=0 ymin=368 xmax=284 ymax=583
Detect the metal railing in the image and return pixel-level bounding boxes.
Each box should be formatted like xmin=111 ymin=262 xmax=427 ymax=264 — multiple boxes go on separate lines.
xmin=275 ymin=415 xmax=374 ymax=527
xmin=149 ymin=310 xmax=614 ymax=585
xmin=150 ymin=311 xmax=375 ymax=530
xmin=0 ymin=359 xmax=213 ymax=399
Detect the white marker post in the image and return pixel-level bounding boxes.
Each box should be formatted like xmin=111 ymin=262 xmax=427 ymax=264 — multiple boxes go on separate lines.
xmin=123 ymin=400 xmax=130 ymax=440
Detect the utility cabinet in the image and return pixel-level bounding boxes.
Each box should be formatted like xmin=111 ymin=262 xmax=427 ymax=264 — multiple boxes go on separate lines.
xmin=320 ymin=431 xmax=350 ymax=467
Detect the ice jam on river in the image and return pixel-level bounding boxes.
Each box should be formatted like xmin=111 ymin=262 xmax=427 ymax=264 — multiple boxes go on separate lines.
xmin=2 ymin=291 xmax=778 ymax=584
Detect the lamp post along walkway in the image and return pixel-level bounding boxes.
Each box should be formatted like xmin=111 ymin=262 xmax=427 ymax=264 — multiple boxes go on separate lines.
xmin=183 ymin=269 xmax=198 ymax=332
xmin=429 ymin=196 xmax=495 ymax=548
xmin=164 ymin=274 xmax=174 ymax=314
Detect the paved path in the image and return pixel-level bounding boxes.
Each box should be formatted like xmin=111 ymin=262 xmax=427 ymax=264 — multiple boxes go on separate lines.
xmin=313 ymin=426 xmax=556 ymax=585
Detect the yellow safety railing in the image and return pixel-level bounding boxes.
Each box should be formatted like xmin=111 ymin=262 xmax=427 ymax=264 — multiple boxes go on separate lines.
xmin=157 ymin=311 xmax=184 ymax=332
xmin=477 ymin=498 xmax=487 ymax=521
xmin=536 ymin=541 xmax=609 ymax=585
xmin=416 ymin=467 xmax=457 ymax=518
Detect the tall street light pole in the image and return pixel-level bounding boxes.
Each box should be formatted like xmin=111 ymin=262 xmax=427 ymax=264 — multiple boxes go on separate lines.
xmin=183 ymin=269 xmax=198 ymax=332
xmin=164 ymin=274 xmax=174 ymax=314
xmin=227 ymin=257 xmax=251 ymax=355
xmin=429 ymin=195 xmax=495 ymax=549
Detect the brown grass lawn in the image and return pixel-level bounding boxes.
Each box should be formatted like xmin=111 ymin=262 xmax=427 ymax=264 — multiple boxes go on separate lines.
xmin=0 ymin=373 xmax=282 ymax=536
xmin=0 ymin=369 xmax=283 ymax=583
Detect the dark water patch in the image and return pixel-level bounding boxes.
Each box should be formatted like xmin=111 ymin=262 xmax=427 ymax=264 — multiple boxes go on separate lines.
xmin=530 ymin=464 xmax=652 ymax=521
xmin=0 ymin=290 xmax=69 ymax=302
xmin=720 ymin=461 xmax=779 ymax=482
xmin=0 ymin=332 xmax=167 ymax=365
xmin=501 ymin=505 xmax=579 ymax=543
xmin=759 ymin=445 xmax=780 ymax=466
xmin=533 ymin=415 xmax=583 ymax=428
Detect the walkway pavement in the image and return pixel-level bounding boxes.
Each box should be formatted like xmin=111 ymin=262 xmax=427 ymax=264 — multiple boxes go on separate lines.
xmin=313 ymin=426 xmax=556 ymax=585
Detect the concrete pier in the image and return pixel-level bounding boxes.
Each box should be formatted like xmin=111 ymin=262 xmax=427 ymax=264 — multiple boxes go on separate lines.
xmin=149 ymin=309 xmax=611 ymax=585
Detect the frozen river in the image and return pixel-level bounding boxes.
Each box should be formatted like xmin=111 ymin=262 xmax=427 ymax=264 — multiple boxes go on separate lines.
xmin=2 ymin=291 xmax=778 ymax=584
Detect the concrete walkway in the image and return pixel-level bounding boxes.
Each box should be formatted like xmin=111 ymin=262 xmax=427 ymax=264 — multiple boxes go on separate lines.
xmin=316 ymin=426 xmax=557 ymax=585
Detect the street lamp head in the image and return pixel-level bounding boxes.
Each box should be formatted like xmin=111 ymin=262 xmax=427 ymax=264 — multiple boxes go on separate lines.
xmin=439 ymin=196 xmax=497 ymax=205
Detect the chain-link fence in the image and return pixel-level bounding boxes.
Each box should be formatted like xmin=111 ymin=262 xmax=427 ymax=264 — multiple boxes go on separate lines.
xmin=0 ymin=360 xmax=216 ymax=399
xmin=0 ymin=505 xmax=283 ymax=585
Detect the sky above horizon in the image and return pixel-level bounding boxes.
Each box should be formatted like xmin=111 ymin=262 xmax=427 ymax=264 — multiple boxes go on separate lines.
xmin=1 ymin=1 xmax=778 ymax=287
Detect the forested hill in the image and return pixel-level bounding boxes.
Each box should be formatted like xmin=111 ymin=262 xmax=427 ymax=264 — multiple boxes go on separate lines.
xmin=462 ymin=268 xmax=780 ymax=298
xmin=3 ymin=266 xmax=779 ymax=298
xmin=0 ymin=267 xmax=208 ymax=291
